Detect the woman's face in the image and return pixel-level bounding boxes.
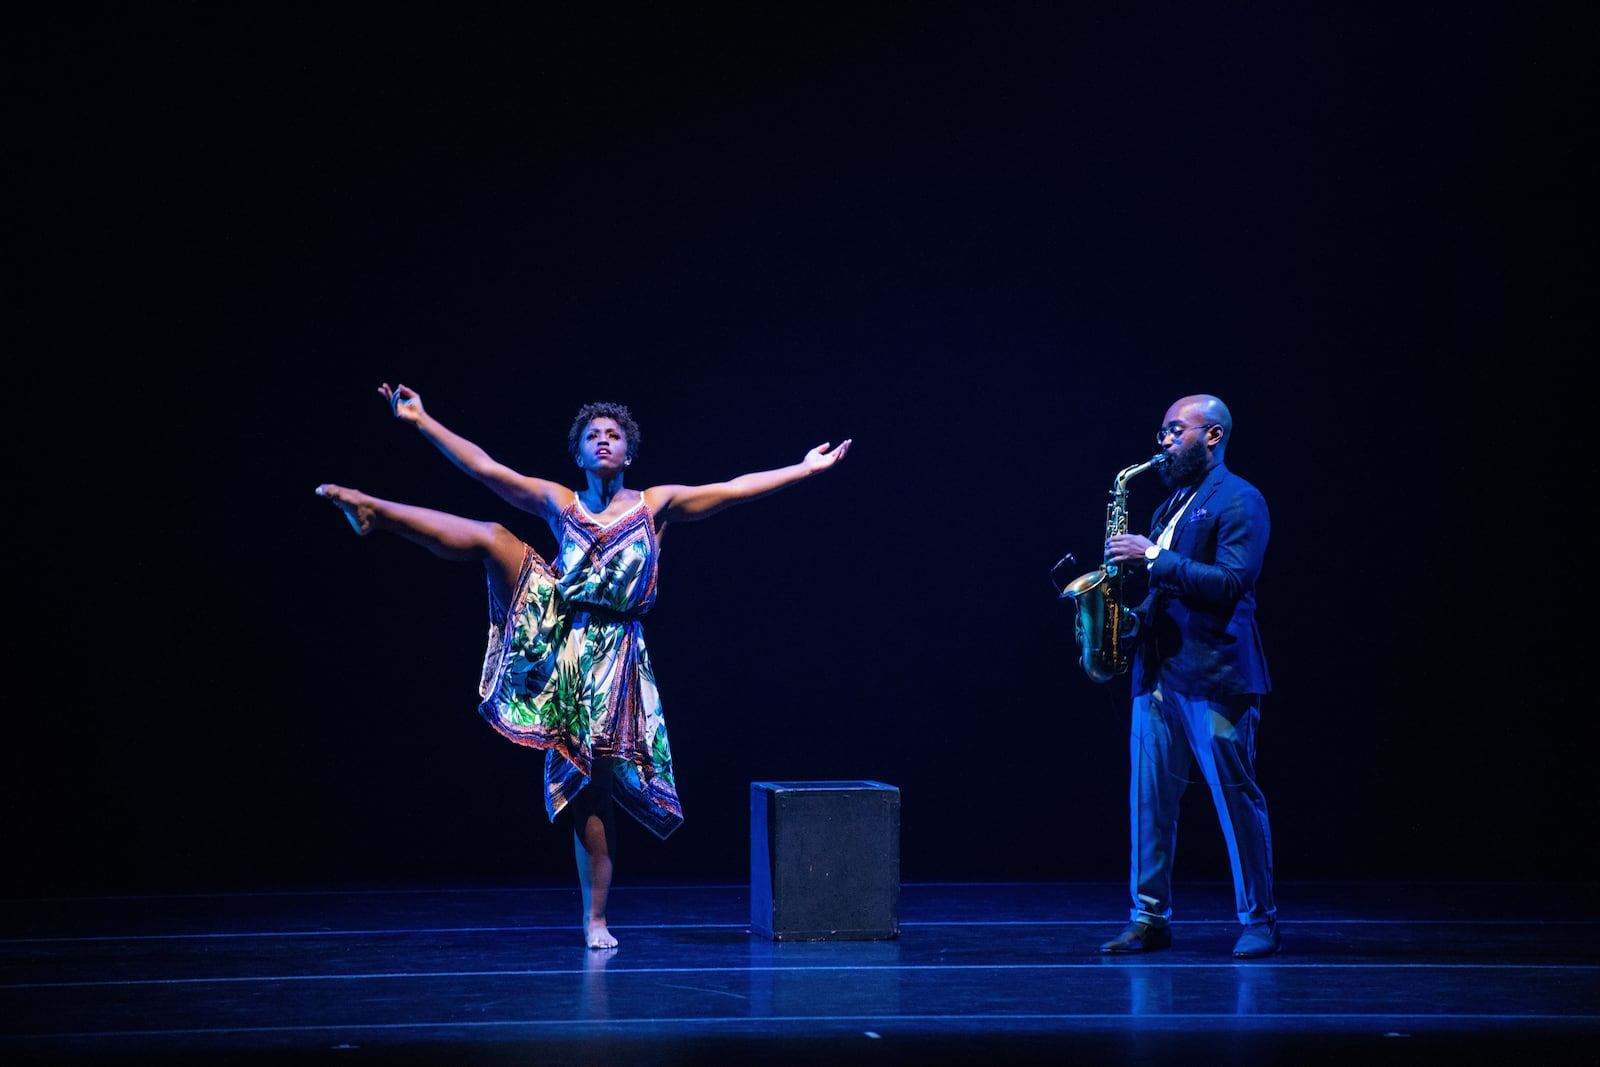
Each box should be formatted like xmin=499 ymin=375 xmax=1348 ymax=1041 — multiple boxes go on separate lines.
xmin=578 ymin=418 xmax=629 ymax=473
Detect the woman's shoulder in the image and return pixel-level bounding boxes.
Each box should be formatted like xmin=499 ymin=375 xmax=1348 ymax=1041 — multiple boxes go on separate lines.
xmin=640 ymin=484 xmax=682 ymax=512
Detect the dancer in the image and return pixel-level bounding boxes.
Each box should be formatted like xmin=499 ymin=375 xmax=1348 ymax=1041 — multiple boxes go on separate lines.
xmin=317 ymin=384 xmax=851 ymax=948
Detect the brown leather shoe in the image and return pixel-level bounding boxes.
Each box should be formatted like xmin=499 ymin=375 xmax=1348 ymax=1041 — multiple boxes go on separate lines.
xmin=1100 ymin=921 xmax=1172 ymax=954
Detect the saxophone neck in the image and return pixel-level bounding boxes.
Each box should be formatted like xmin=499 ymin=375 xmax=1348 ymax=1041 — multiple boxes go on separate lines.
xmin=1116 ymin=452 xmax=1167 ymax=489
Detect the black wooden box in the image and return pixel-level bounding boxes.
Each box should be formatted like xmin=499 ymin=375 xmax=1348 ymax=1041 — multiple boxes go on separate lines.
xmin=749 ymin=780 xmax=900 ymax=941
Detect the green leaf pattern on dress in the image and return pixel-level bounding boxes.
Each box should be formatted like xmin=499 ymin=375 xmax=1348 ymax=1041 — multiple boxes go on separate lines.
xmin=476 ymin=499 xmax=682 ymax=838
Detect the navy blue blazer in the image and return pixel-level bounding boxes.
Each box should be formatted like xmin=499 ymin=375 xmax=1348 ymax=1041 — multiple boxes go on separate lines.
xmin=1131 ymin=462 xmax=1271 ymax=698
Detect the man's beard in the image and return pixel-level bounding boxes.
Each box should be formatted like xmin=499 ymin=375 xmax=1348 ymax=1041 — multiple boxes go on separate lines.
xmin=1159 ymin=445 xmax=1209 ymax=488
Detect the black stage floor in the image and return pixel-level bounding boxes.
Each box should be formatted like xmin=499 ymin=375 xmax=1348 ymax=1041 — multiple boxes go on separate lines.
xmin=3 ymin=880 xmax=1595 ymax=1065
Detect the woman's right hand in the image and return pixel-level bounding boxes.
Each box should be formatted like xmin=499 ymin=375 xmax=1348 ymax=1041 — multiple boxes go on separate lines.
xmin=378 ymin=382 xmax=424 ymax=424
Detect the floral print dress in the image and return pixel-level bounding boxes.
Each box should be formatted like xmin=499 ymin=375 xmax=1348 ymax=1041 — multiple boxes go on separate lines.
xmin=477 ymin=498 xmax=682 ymax=838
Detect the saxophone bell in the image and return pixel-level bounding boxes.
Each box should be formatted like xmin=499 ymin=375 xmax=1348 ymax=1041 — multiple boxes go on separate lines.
xmin=1057 ymin=453 xmax=1165 ymax=683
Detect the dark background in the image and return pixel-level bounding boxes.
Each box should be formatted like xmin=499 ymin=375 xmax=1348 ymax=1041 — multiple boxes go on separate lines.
xmin=13 ymin=3 xmax=1588 ymax=896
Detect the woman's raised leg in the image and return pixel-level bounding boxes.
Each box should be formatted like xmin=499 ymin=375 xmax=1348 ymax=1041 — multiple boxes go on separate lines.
xmin=315 ymin=484 xmax=527 ymax=604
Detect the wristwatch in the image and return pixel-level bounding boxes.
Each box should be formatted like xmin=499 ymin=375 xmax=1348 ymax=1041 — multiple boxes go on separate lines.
xmin=1144 ymin=544 xmax=1161 ymax=564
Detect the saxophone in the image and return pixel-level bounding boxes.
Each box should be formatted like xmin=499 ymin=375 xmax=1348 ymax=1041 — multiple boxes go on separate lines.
xmin=1059 ymin=453 xmax=1166 ymax=682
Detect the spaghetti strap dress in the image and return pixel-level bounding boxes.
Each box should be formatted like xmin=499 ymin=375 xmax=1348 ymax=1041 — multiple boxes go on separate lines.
xmin=476 ymin=498 xmax=682 ymax=838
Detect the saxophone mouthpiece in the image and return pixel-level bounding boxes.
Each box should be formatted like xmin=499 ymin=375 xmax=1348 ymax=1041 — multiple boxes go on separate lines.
xmin=1151 ymin=452 xmax=1169 ymax=467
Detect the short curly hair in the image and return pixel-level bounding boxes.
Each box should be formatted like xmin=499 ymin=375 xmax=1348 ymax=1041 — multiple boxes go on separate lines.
xmin=567 ymin=402 xmax=642 ymax=463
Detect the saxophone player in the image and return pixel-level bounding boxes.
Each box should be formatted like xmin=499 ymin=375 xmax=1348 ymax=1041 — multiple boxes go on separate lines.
xmin=1097 ymin=394 xmax=1279 ymax=959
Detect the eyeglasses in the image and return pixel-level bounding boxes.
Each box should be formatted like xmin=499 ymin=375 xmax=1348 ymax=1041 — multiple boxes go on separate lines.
xmin=1155 ymin=422 xmax=1218 ymax=445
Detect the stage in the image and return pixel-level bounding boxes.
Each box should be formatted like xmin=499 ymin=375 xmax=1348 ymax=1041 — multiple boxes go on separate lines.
xmin=4 ymin=880 xmax=1595 ymax=1064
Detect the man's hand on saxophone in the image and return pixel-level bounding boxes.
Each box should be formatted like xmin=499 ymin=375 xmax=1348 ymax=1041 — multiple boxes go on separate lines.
xmin=1105 ymin=532 xmax=1156 ymax=567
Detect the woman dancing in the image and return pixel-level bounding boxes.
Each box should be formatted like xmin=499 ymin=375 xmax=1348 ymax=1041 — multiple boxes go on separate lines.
xmin=317 ymin=383 xmax=851 ymax=948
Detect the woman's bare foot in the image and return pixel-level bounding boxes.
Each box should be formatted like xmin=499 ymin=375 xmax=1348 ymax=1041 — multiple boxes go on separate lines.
xmin=584 ymin=917 xmax=618 ymax=950
xmin=315 ymin=484 xmax=375 ymax=536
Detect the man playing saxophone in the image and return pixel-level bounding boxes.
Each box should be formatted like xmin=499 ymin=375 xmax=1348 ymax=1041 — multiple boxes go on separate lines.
xmin=1097 ymin=393 xmax=1280 ymax=959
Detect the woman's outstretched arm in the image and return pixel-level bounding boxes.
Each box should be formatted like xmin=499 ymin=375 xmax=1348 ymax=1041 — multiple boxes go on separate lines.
xmin=645 ymin=439 xmax=852 ymax=525
xmin=378 ymin=383 xmax=571 ymax=522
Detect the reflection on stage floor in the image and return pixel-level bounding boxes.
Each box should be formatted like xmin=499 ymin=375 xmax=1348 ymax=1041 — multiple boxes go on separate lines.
xmin=3 ymin=880 xmax=1595 ymax=1064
